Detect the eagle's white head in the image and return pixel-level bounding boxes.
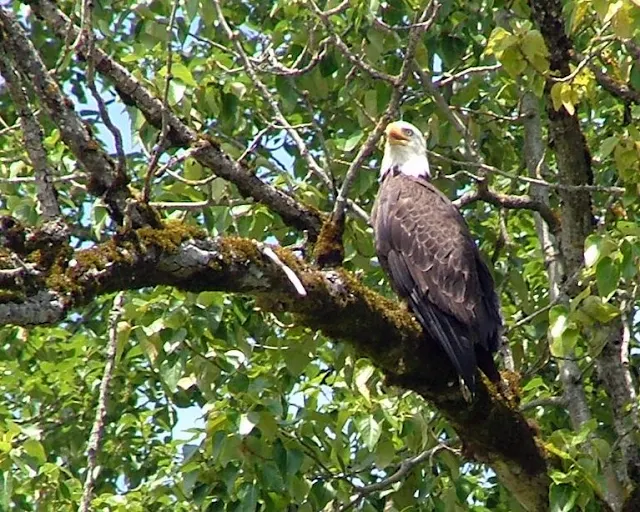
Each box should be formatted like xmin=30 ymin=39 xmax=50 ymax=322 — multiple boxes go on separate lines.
xmin=380 ymin=121 xmax=430 ymax=180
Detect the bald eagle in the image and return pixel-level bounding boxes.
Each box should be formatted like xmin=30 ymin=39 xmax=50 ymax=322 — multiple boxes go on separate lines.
xmin=371 ymin=121 xmax=502 ymax=393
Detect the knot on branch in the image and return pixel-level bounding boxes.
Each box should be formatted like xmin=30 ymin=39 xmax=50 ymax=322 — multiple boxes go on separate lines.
xmin=0 ymin=216 xmax=71 ymax=268
xmin=0 ymin=216 xmax=27 ymax=255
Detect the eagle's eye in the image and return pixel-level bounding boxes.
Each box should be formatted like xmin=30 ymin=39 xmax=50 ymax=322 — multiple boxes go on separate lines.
xmin=402 ymin=128 xmax=414 ymax=137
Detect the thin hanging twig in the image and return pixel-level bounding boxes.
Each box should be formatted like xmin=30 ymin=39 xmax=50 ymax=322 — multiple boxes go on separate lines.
xmin=79 ymin=292 xmax=125 ymax=512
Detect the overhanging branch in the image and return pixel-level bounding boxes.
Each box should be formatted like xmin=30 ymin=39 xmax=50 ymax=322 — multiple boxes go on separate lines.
xmin=29 ymin=0 xmax=324 ymax=240
xmin=0 ymin=8 xmax=140 ymax=226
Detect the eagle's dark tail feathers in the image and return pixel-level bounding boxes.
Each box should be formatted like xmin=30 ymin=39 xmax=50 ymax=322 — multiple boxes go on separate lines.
xmin=409 ymin=290 xmax=477 ymax=393
xmin=475 ymin=344 xmax=501 ymax=385
xmin=410 ymin=289 xmax=502 ymax=395
xmin=384 ymin=251 xmax=490 ymax=394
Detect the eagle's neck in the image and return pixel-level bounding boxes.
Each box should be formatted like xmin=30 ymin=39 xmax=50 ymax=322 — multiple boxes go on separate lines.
xmin=380 ymin=151 xmax=430 ymax=181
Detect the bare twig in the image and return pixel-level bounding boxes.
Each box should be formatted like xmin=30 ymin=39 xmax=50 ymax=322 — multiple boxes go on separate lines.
xmin=428 ymin=150 xmax=625 ymax=194
xmin=79 ymin=292 xmax=125 ymax=512
xmin=155 ymin=147 xmax=217 ymax=184
xmin=214 ymin=0 xmax=333 ymax=191
xmin=0 ymin=119 xmax=22 ymax=137
xmin=330 ymin=1 xmax=440 ymax=223
xmin=339 ymin=443 xmax=458 ymax=512
xmin=150 ymin=200 xmax=211 ymax=211
xmin=452 ymin=106 xmax=526 ymax=123
xmin=81 ymin=0 xmax=127 ymax=175
xmin=521 ymin=396 xmax=567 ymax=412
xmin=308 ymin=0 xmax=396 ymax=84
xmin=414 ymin=65 xmax=481 ymax=163
xmin=347 ymin=199 xmax=370 ymax=224
xmin=142 ymin=0 xmax=180 ymax=202
xmin=506 ymin=303 xmax=555 ymax=335
xmin=261 ymin=36 xmax=331 ymax=77
xmin=0 ymin=172 xmax=83 ymax=184
xmin=552 ymin=30 xmax=613 ymax=84
xmin=373 ymin=16 xmax=445 ymax=32
xmin=72 ymin=0 xmax=94 ymax=52
xmin=236 ymin=125 xmax=273 ymax=163
xmin=150 ymin=198 xmax=252 ymax=211
xmin=297 ymin=88 xmax=333 ymax=173
xmin=434 ymin=63 xmax=501 ymax=88
xmin=322 ymin=0 xmax=350 ymax=17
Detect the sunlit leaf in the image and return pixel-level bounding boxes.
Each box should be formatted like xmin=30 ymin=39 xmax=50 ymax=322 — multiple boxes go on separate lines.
xmin=357 ymin=416 xmax=382 ymax=451
xmin=595 ymin=257 xmax=620 ymax=298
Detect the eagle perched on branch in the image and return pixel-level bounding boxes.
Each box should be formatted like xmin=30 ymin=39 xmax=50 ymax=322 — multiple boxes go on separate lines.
xmin=371 ymin=121 xmax=502 ymax=394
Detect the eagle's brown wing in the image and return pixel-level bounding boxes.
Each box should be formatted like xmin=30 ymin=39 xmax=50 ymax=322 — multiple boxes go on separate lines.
xmin=372 ymin=173 xmax=501 ymax=391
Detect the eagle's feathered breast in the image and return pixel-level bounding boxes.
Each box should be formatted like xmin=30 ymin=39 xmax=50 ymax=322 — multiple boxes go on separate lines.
xmin=371 ymin=171 xmax=501 ymax=391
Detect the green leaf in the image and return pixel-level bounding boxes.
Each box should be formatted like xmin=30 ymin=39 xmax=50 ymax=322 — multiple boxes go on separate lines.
xmin=500 ymin=46 xmax=527 ymax=77
xmin=159 ymin=358 xmax=186 ymax=392
xmin=592 ymin=438 xmax=611 ymax=462
xmin=485 ymin=27 xmax=517 ymax=55
xmin=599 ymin=136 xmax=619 ymax=159
xmin=343 ymin=130 xmax=364 ymax=152
xmin=357 ymin=416 xmax=381 ymax=451
xmin=550 ymin=328 xmax=579 ymax=358
xmin=550 ymin=483 xmax=578 ymax=512
xmin=580 ymin=296 xmax=621 ymax=323
xmin=22 ymin=440 xmax=46 ymax=465
xmin=549 ymin=305 xmax=569 ymax=340
xmin=630 ymin=62 xmax=640 ymax=92
xmin=284 ymin=346 xmax=311 ymax=376
xmin=286 ymin=448 xmax=304 ymax=477
xmin=522 ymin=376 xmax=547 ymax=392
xmin=165 ymin=63 xmax=196 ymax=87
xmin=258 ymin=461 xmax=285 ymax=492
xmin=617 ymin=221 xmax=640 ymax=236
xmin=569 ymin=0 xmax=590 ymax=33
xmin=560 ymin=83 xmax=577 ymax=115
xmin=595 ymin=256 xmax=620 ymax=298
xmin=238 ymin=483 xmax=258 ymax=512
xmin=1 ymin=472 xmax=12 ymax=510
xmin=257 ymin=411 xmax=278 ymax=440
xmin=374 ymin=438 xmax=395 ymax=468
xmin=308 ymin=481 xmax=334 ymax=509
xmin=614 ymin=137 xmax=640 ymax=178
xmin=229 ymin=82 xmax=247 ymax=99
xmin=584 ymin=234 xmax=616 ymax=267
xmin=354 ymin=360 xmax=374 ymax=403
xmin=521 ymin=30 xmax=549 ymax=72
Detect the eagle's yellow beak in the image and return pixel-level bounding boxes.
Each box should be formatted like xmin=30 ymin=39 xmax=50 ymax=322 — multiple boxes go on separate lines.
xmin=385 ymin=122 xmax=411 ymax=145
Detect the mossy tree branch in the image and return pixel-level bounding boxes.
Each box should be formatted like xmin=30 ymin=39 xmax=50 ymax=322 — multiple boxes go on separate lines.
xmin=0 ymin=221 xmax=551 ymax=511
